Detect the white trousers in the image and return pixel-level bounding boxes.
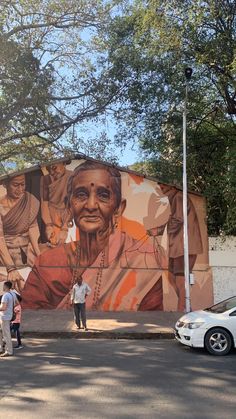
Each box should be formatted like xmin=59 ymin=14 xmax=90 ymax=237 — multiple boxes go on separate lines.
xmin=0 ymin=319 xmax=13 ymax=355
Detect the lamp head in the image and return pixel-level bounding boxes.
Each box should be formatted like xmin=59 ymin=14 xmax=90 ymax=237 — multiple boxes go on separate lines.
xmin=185 ymin=67 xmax=193 ymax=80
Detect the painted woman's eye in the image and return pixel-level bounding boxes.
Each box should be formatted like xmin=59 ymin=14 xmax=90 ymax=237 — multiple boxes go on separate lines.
xmin=77 ymin=192 xmax=87 ymax=199
xmin=97 ymin=188 xmax=111 ymax=201
xmin=73 ymin=188 xmax=89 ymax=200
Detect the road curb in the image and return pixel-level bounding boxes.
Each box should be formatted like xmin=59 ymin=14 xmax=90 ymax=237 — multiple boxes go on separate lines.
xmin=22 ymin=330 xmax=175 ymax=340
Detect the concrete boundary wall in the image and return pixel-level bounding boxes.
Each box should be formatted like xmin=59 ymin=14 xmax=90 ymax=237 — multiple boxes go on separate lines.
xmin=209 ymin=236 xmax=236 ymax=303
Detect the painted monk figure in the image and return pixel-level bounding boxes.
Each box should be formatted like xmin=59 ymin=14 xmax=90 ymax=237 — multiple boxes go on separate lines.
xmin=161 ymin=185 xmax=203 ymax=311
xmin=40 ymin=162 xmax=72 ymax=246
xmin=0 ymin=174 xmax=40 ymax=292
xmin=22 ymin=161 xmax=170 ymax=311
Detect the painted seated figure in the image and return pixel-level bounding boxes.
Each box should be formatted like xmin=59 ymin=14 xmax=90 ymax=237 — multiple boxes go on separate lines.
xmin=0 ymin=174 xmax=40 ymax=293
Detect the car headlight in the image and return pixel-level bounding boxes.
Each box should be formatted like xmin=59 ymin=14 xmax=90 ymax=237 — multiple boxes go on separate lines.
xmin=184 ymin=322 xmax=204 ymax=329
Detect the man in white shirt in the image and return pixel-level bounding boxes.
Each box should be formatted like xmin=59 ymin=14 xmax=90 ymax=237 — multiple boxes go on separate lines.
xmin=71 ymin=276 xmax=91 ymax=330
xmin=0 ymin=281 xmax=17 ymax=357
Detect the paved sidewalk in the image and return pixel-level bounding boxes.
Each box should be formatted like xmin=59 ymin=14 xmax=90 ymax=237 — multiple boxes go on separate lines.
xmin=21 ymin=310 xmax=182 ymax=339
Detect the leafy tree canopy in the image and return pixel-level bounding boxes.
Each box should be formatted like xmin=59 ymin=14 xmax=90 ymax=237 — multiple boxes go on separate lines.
xmin=0 ymin=0 xmax=235 ymax=235
xmin=104 ymin=0 xmax=236 ymax=235
xmin=0 ymin=0 xmax=122 ymax=168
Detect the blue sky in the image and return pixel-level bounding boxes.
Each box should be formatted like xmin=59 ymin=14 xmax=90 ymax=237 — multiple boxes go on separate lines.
xmin=118 ymin=142 xmax=140 ymax=166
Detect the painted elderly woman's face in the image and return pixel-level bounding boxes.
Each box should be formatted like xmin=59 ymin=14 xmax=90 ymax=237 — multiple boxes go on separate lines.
xmin=7 ymin=175 xmax=26 ymax=200
xmin=48 ymin=163 xmax=66 ymax=181
xmin=70 ymin=169 xmax=119 ymax=234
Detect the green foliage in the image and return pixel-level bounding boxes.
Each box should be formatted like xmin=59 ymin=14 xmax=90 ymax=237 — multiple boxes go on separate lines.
xmin=0 ymin=0 xmax=122 ymax=168
xmin=105 ymin=0 xmax=236 ymax=235
xmin=0 ymin=0 xmax=235 ymax=235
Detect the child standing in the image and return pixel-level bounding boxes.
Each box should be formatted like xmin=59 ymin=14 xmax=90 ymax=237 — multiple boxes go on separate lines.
xmin=11 ymin=293 xmax=23 ymax=349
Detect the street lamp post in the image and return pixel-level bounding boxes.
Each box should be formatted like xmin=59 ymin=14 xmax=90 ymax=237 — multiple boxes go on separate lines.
xmin=183 ymin=67 xmax=193 ymax=313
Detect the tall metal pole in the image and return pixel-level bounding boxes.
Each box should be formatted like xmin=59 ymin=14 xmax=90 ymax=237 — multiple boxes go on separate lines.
xmin=183 ymin=68 xmax=192 ymax=313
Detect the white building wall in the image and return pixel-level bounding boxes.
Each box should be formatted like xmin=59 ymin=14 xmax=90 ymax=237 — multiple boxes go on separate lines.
xmin=209 ymin=236 xmax=236 ymax=303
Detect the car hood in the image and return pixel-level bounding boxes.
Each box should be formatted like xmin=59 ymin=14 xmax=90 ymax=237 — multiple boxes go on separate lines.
xmin=176 ymin=310 xmax=227 ymax=324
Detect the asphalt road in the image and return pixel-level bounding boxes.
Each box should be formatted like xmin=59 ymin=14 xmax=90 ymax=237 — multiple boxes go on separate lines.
xmin=0 ymin=339 xmax=235 ymax=419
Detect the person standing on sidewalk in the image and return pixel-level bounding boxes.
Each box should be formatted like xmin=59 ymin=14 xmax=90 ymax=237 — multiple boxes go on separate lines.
xmin=11 ymin=293 xmax=23 ymax=349
xmin=71 ymin=276 xmax=91 ymax=331
xmin=0 ymin=281 xmax=17 ymax=357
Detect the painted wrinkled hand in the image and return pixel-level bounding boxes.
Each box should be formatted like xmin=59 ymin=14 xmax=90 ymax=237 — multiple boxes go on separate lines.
xmin=8 ymin=269 xmax=25 ymax=293
xmin=45 ymin=225 xmax=54 ymax=242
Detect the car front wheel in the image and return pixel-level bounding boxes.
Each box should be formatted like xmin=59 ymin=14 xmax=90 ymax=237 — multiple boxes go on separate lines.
xmin=204 ymin=328 xmax=232 ymax=356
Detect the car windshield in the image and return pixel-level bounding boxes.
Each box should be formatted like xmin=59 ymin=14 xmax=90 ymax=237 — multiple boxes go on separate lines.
xmin=204 ymin=296 xmax=236 ymax=313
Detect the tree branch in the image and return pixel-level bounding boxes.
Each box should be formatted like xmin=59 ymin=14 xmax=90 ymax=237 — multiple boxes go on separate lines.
xmin=4 ymin=13 xmax=102 ymax=39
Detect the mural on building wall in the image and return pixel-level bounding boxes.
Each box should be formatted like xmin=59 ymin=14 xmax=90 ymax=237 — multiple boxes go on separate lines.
xmin=0 ymin=158 xmax=213 ymax=311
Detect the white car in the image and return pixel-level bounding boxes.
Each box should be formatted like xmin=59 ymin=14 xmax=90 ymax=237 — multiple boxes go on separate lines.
xmin=175 ymin=296 xmax=236 ymax=356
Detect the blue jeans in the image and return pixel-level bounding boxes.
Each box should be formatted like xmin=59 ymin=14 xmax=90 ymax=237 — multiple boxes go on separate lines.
xmin=74 ymin=303 xmax=87 ymax=328
xmin=11 ymin=323 xmax=22 ymax=346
